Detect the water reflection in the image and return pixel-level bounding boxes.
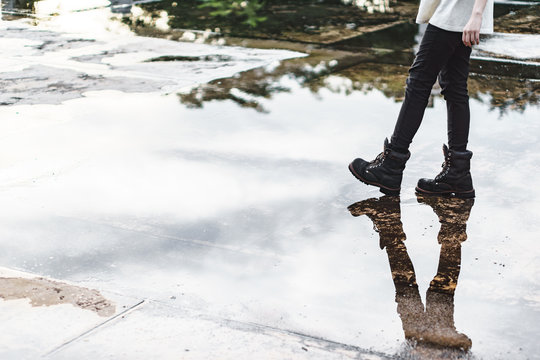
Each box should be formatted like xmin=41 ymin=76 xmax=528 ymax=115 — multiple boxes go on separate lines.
xmin=132 ymin=0 xmax=399 ymax=36
xmin=343 ymin=0 xmax=392 ymax=13
xmin=1 ymin=0 xmax=137 ymax=18
xmin=110 ymin=0 xmax=133 ymax=14
xmin=348 ymin=195 xmax=474 ymax=353
xmin=179 ymin=59 xmax=539 ymax=114
xmin=1 ymin=0 xmax=37 ymax=19
xmin=2 ymin=0 xmax=537 ymax=113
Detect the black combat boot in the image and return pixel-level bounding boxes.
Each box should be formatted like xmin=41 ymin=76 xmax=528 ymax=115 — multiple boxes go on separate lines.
xmin=349 ymin=138 xmax=410 ymax=196
xmin=416 ymin=145 xmax=475 ymax=199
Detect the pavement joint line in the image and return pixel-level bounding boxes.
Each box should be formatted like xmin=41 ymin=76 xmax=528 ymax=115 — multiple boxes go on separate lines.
xmin=147 ymin=299 xmax=394 ymax=359
xmin=215 ymin=318 xmax=394 ymax=359
xmin=42 ymin=299 xmax=147 ymax=358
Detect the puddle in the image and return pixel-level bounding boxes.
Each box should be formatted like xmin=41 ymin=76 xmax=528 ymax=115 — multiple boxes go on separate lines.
xmin=0 ymin=73 xmax=536 ymax=358
xmin=0 ymin=276 xmax=115 ymax=316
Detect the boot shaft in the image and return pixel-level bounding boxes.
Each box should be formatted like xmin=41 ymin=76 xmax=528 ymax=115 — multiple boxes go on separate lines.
xmin=439 ymin=145 xmax=473 ymax=180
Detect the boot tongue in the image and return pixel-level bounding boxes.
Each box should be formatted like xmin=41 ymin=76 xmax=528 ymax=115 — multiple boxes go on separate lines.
xmin=442 ymin=144 xmax=450 ymax=157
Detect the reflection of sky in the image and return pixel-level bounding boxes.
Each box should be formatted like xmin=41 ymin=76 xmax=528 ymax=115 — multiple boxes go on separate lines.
xmin=0 ymin=77 xmax=538 ymax=357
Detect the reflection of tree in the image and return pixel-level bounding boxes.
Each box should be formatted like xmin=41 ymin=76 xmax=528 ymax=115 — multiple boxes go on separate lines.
xmin=2 ymin=0 xmax=37 ymax=10
xmin=343 ymin=0 xmax=393 ymax=14
xmin=177 ymin=52 xmax=387 ymax=112
xmin=178 ymin=58 xmax=326 ymax=113
xmin=348 ymin=195 xmax=475 ymax=353
xmin=468 ymin=73 xmax=540 ymax=115
xmin=494 ymin=5 xmax=540 ymax=35
xmin=128 ymin=0 xmax=407 ymax=37
xmin=1 ymin=0 xmax=39 ymax=19
xmin=179 ymin=56 xmax=538 ymax=114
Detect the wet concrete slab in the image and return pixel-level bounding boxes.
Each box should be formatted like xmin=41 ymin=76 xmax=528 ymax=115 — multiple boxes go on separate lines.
xmin=51 ymin=300 xmax=390 ymax=360
xmin=1 ymin=1 xmax=540 ymax=359
xmin=0 ymin=15 xmax=304 ymax=105
xmin=0 ymin=267 xmax=143 ymax=359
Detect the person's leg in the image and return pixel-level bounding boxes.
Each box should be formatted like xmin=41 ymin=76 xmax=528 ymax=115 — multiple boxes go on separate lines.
xmin=390 ymin=25 xmax=463 ymax=153
xmin=349 ymin=25 xmax=464 ymax=195
xmin=415 ymin=43 xmax=475 ymax=198
xmin=438 ymin=42 xmax=472 ymax=152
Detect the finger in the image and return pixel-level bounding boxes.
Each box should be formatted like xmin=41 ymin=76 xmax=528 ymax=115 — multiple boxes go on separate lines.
xmin=463 ymin=32 xmax=471 ymax=47
xmin=475 ymin=31 xmax=480 ymax=45
xmin=466 ymin=31 xmax=472 ymax=47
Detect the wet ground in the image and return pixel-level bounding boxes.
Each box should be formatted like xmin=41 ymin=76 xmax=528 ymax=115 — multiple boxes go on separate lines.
xmin=1 ymin=0 xmax=540 ymax=359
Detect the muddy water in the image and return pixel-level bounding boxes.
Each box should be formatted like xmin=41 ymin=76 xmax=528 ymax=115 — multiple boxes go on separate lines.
xmin=0 ymin=1 xmax=539 ymax=359
xmin=0 ymin=277 xmax=115 ymax=316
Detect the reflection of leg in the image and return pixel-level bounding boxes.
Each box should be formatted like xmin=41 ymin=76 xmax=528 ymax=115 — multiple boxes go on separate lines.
xmin=424 ymin=240 xmax=469 ymax=348
xmin=417 ymin=195 xmax=474 ymax=350
xmin=386 ymin=239 xmax=417 ymax=287
xmin=347 ymin=196 xmax=425 ymax=339
xmin=439 ymin=42 xmax=472 ymax=152
xmin=429 ymin=238 xmax=462 ymax=294
xmin=390 ymin=24 xmax=462 ymax=152
xmin=385 ymin=240 xmax=425 ymax=340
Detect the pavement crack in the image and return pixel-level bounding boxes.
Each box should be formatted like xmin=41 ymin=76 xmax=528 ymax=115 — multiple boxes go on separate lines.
xmin=42 ymin=299 xmax=146 ymax=358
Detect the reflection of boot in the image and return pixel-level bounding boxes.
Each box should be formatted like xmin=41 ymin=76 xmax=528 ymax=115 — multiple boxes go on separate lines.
xmin=416 ymin=144 xmax=475 ymax=198
xmin=349 ymin=138 xmax=410 ymax=196
xmin=417 ymin=194 xmax=474 ymax=243
xmin=422 ymin=290 xmax=472 ymax=350
xmin=395 ymin=284 xmax=426 ymax=342
xmin=348 ymin=195 xmax=406 ymax=250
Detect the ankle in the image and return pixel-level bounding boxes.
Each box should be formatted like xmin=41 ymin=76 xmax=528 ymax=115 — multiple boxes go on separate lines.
xmin=449 ymin=145 xmax=467 ymax=152
xmin=389 ymin=142 xmax=409 ymax=155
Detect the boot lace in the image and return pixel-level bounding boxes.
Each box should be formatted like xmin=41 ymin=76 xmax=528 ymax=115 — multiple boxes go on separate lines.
xmin=435 ymin=157 xmax=451 ymax=180
xmin=368 ymin=150 xmax=389 ymax=168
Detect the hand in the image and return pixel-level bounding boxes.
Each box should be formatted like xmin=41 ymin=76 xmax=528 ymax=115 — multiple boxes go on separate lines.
xmin=462 ymin=14 xmax=482 ymax=47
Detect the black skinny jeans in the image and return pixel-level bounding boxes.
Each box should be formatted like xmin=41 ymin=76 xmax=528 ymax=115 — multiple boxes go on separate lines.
xmin=390 ymin=24 xmax=472 ymax=153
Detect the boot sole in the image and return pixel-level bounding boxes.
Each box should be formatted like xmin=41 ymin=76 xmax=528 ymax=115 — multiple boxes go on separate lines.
xmin=348 ymin=163 xmax=400 ymax=196
xmin=415 ymin=186 xmax=475 ymax=199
